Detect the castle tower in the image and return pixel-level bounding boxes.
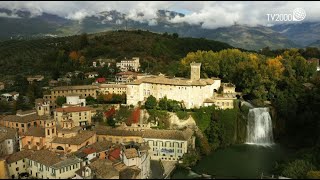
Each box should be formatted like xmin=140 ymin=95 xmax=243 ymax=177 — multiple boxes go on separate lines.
xmin=45 ymin=120 xmax=57 ymax=142
xmin=190 ymin=62 xmax=201 ymax=81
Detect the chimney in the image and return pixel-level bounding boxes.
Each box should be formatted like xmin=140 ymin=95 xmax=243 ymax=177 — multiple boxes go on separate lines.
xmin=190 ymin=62 xmax=201 ymax=81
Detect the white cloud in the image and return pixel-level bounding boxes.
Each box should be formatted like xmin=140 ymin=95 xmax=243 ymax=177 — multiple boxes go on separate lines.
xmin=0 ymin=12 xmax=20 ymax=18
xmin=0 ymin=1 xmax=320 ymax=28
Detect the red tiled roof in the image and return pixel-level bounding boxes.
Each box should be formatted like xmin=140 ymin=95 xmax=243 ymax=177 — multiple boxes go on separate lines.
xmin=108 ymin=148 xmax=120 ymax=161
xmin=96 ymin=78 xmax=106 ymax=83
xmin=82 ymin=147 xmax=96 ymax=155
xmin=104 ymin=107 xmax=116 ymax=118
xmin=55 ymin=107 xmax=92 ymax=113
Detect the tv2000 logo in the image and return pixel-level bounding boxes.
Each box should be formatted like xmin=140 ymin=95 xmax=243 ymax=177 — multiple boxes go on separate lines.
xmin=267 ymin=8 xmax=306 ymax=22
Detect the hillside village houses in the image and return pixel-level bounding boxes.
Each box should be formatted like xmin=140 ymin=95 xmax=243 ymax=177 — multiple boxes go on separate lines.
xmin=26 ymin=75 xmax=44 ymax=84
xmin=1 ymin=91 xmax=19 ymax=101
xmin=85 ymin=72 xmax=99 ymax=79
xmin=116 ymin=57 xmax=140 ymax=72
xmin=43 ymin=85 xmax=99 ymax=103
xmin=94 ymin=125 xmax=195 ymax=162
xmin=115 ymin=71 xmax=140 ymax=84
xmin=98 ymin=83 xmax=127 ymax=95
xmin=0 ymin=61 xmax=241 ymax=179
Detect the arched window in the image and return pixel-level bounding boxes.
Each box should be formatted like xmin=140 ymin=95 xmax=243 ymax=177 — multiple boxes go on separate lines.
xmin=57 ymin=146 xmax=64 ymax=151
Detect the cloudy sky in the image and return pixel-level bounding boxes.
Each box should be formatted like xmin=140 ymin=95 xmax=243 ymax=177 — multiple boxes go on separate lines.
xmin=0 ymin=1 xmax=320 ymax=28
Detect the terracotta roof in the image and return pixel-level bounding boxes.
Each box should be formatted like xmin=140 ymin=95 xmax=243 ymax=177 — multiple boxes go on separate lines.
xmin=23 ymin=127 xmax=45 ymax=137
xmin=51 ymin=157 xmax=81 ymax=169
xmin=109 ymin=148 xmax=121 ymax=160
xmin=55 ymin=107 xmax=93 ymax=113
xmin=95 ymin=126 xmax=194 ymax=141
xmin=124 ymin=148 xmax=138 ymax=159
xmin=89 ymin=159 xmax=119 ymax=179
xmin=52 ymin=85 xmax=99 ymax=91
xmin=82 ymin=147 xmax=96 ymax=155
xmin=95 ymin=126 xmax=143 ymax=137
xmin=27 ymin=150 xmax=61 ymax=166
xmin=86 ymin=141 xmax=114 ymax=153
xmin=119 ymin=166 xmax=141 ymax=179
xmin=6 ymin=150 xmax=34 ymax=164
xmin=1 ymin=114 xmax=49 ymax=123
xmin=128 ymin=75 xmax=217 ymax=86
xmin=51 ymin=130 xmax=96 ymax=145
xmin=98 ymin=84 xmax=127 ymax=88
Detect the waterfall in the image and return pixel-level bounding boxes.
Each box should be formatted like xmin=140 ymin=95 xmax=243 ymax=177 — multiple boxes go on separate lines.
xmin=246 ymin=107 xmax=274 ymax=146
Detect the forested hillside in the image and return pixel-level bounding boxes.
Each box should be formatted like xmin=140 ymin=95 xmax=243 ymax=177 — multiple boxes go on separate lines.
xmin=0 ymin=30 xmax=235 ymax=79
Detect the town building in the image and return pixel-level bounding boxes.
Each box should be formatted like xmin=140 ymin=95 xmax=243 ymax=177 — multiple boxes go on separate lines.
xmin=94 ymin=126 xmax=195 ymax=161
xmin=85 ymin=72 xmax=99 ymax=79
xmin=127 ymin=63 xmax=240 ymax=109
xmin=49 ymin=80 xmax=59 ymax=87
xmin=35 ymin=98 xmax=51 ymax=116
xmin=93 ymin=58 xmax=115 ymax=68
xmin=26 ymin=150 xmax=82 ymax=179
xmin=26 ymin=75 xmax=44 ymax=84
xmin=6 ymin=150 xmax=34 ymax=179
xmin=21 ymin=119 xmax=97 ymax=154
xmin=127 ymin=63 xmax=222 ymax=109
xmin=74 ymin=142 xmax=150 ymax=179
xmin=203 ymin=83 xmax=238 ymax=109
xmin=120 ymin=142 xmax=150 ymax=179
xmin=0 ymin=110 xmax=50 ymax=134
xmin=116 ymin=57 xmax=140 ymax=72
xmin=1 ymin=92 xmax=19 ymax=101
xmin=74 ymin=159 xmax=120 ymax=179
xmin=54 ymin=106 xmax=93 ymax=127
xmin=0 ymin=127 xmax=19 ymax=157
xmin=98 ymin=83 xmax=127 ymax=95
xmin=115 ymin=71 xmax=139 ymax=84
xmin=63 ymin=95 xmax=86 ymax=108
xmin=43 ymin=85 xmax=99 ymax=103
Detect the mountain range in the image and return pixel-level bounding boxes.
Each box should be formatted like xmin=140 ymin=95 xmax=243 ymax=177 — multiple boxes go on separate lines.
xmin=0 ymin=8 xmax=320 ymax=50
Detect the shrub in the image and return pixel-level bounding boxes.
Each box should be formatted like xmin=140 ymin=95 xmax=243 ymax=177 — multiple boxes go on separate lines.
xmin=282 ymin=159 xmax=315 ymax=179
xmin=145 ymin=95 xmax=157 ymax=109
xmin=176 ymin=111 xmax=189 ymax=120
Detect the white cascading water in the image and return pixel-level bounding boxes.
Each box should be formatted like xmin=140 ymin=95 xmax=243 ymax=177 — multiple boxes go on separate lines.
xmin=246 ymin=107 xmax=274 ymax=146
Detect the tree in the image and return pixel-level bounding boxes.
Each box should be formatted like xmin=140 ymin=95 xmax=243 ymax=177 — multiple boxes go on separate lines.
xmin=158 ymin=96 xmax=168 ymax=110
xmin=16 ymin=95 xmax=30 ymax=111
xmin=107 ymin=116 xmax=116 ymax=127
xmin=145 ymin=95 xmax=157 ymax=109
xmin=92 ymin=112 xmax=103 ymax=123
xmin=0 ymin=100 xmax=11 ymax=112
xmin=282 ymin=159 xmax=315 ymax=179
xmin=172 ymin=33 xmax=179 ymax=38
xmin=56 ymin=96 xmax=66 ymax=107
xmin=86 ymin=96 xmax=96 ymax=105
xmin=69 ymin=51 xmax=80 ymax=62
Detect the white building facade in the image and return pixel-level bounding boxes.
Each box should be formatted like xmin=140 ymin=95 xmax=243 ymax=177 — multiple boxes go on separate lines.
xmin=116 ymin=57 xmax=140 ymax=72
xmin=127 ymin=63 xmax=221 ymax=109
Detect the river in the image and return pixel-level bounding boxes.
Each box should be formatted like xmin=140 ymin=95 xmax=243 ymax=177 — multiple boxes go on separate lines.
xmin=171 ymin=144 xmax=288 ymax=179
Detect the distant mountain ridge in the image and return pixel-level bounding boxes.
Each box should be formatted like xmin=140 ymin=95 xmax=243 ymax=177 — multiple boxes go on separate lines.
xmin=0 ymin=8 xmax=319 ymax=50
